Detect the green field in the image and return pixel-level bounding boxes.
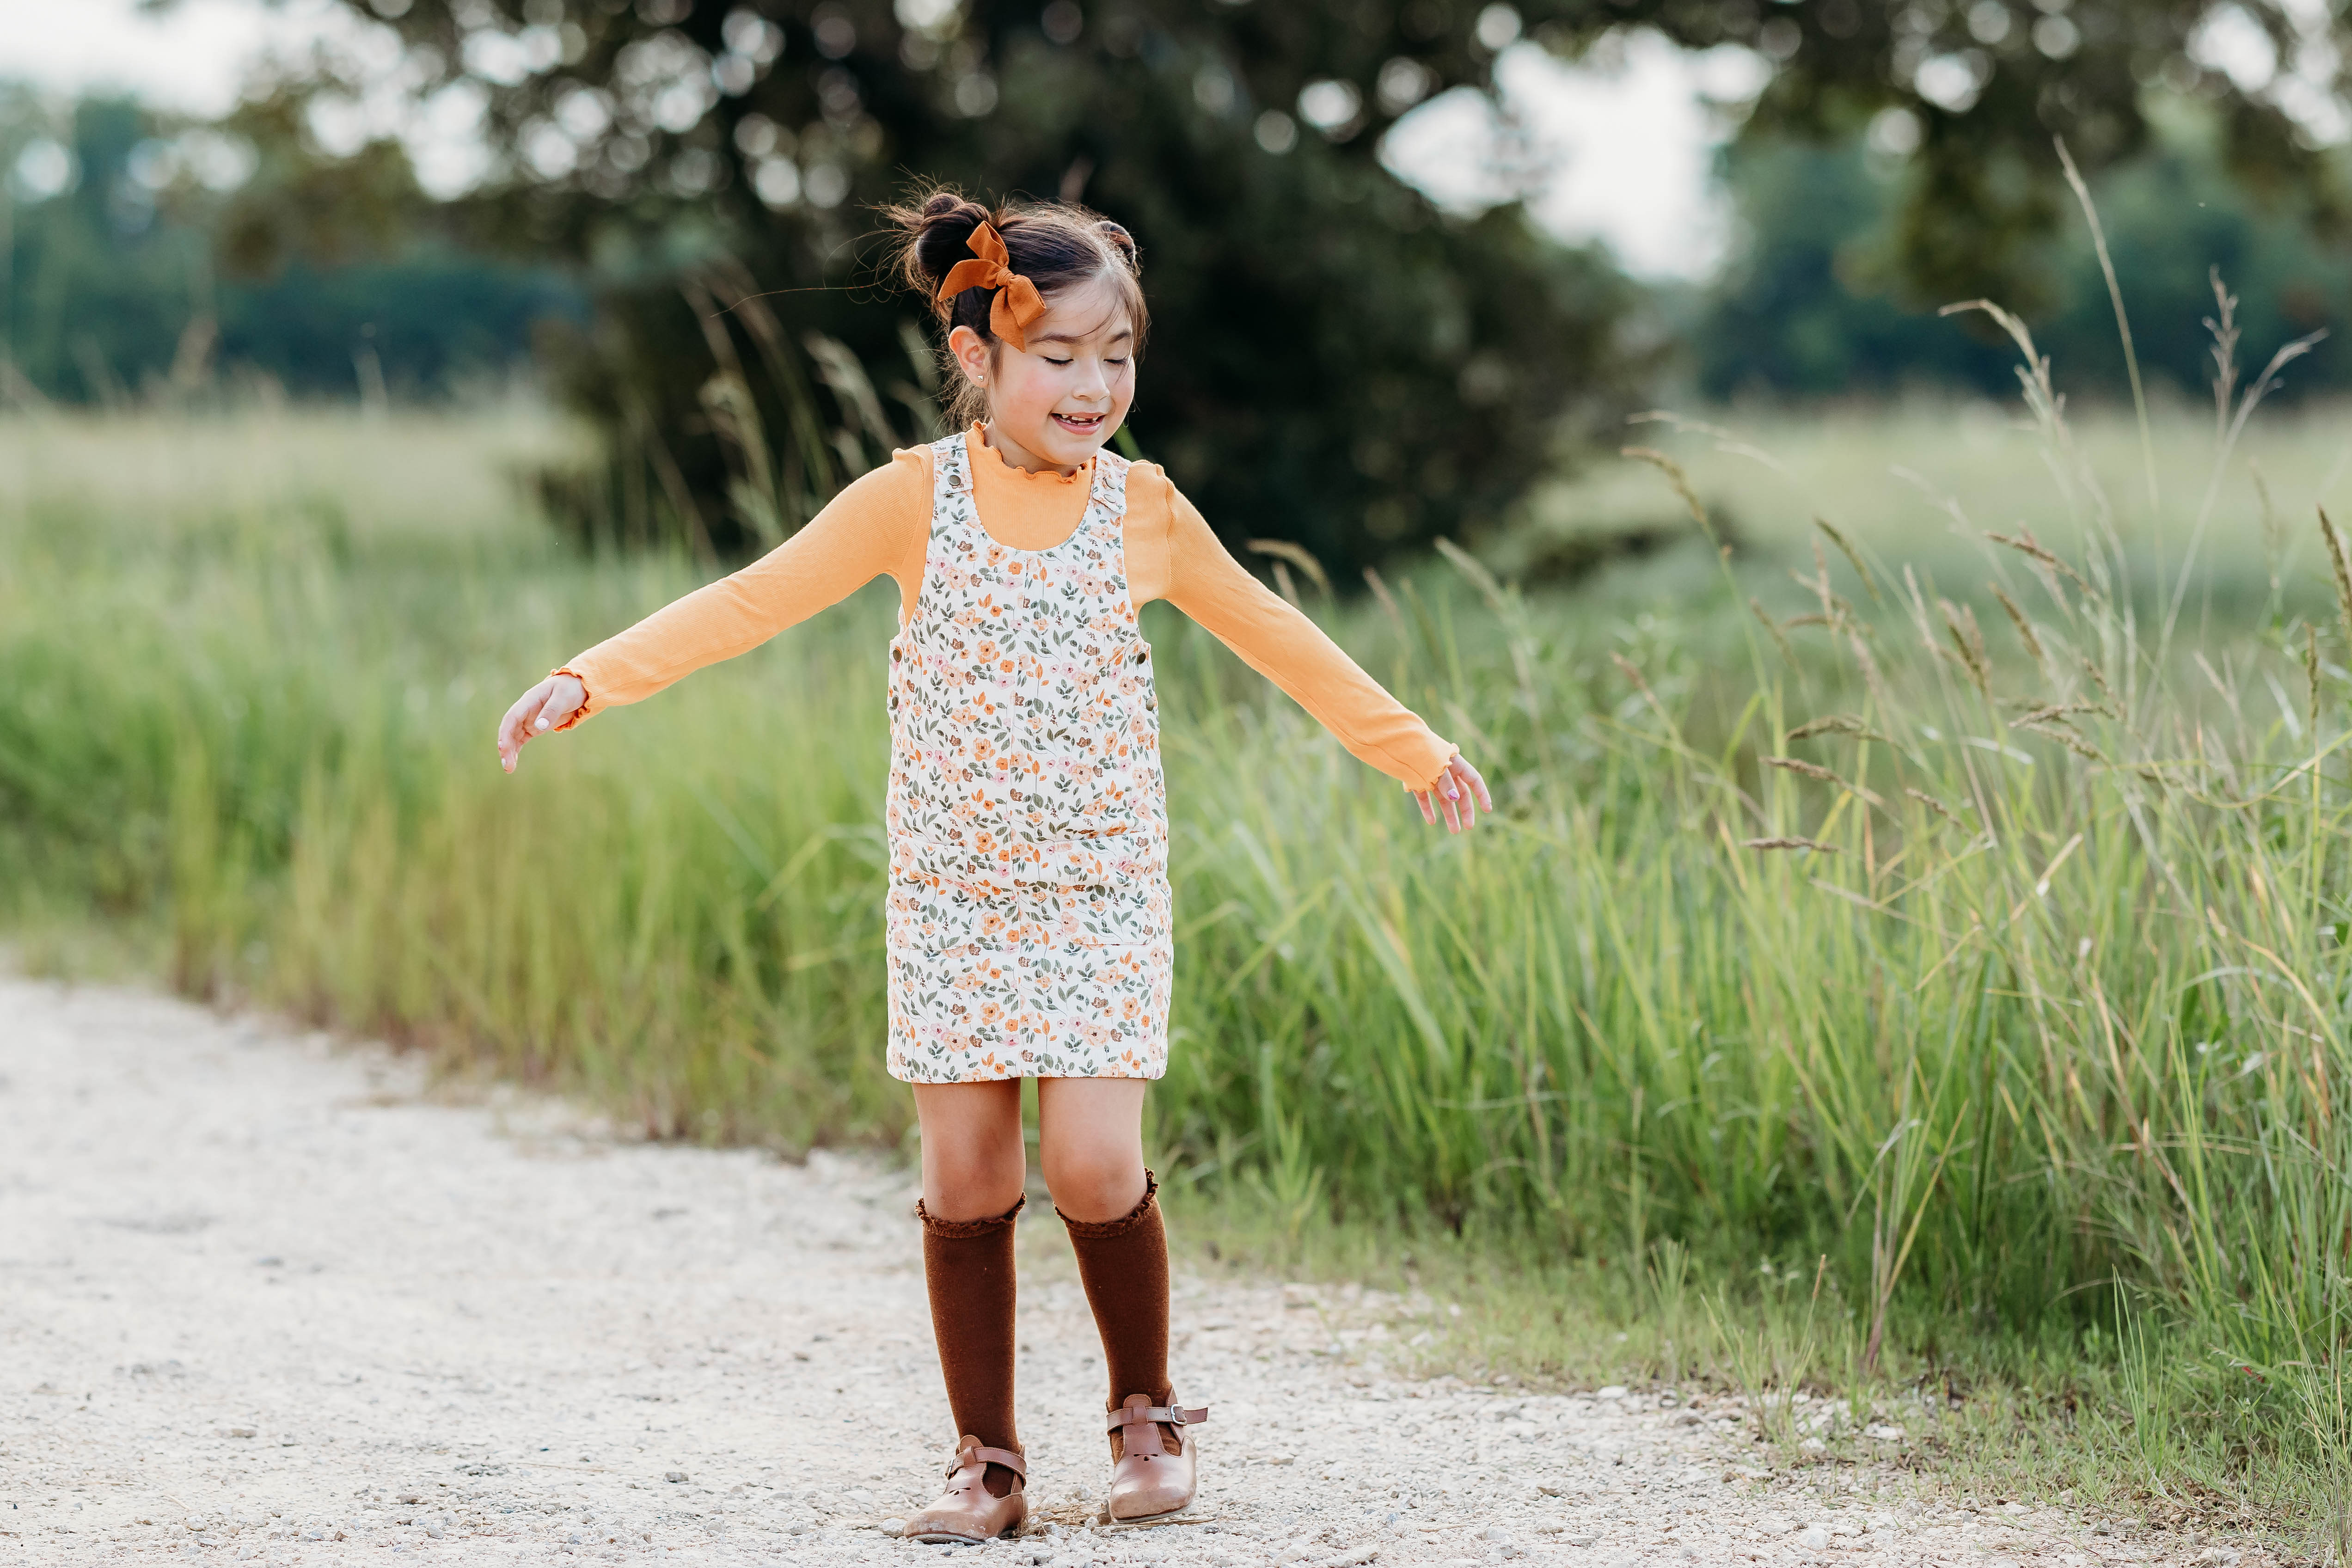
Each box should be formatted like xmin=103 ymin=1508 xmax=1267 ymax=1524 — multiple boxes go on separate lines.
xmin=7 ymin=381 xmax=2352 ymax=1547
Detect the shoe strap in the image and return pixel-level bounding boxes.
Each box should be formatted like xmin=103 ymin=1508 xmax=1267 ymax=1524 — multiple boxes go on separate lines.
xmin=1105 ymin=1403 xmax=1208 ymax=1432
xmin=946 ymin=1441 xmax=1027 ymax=1481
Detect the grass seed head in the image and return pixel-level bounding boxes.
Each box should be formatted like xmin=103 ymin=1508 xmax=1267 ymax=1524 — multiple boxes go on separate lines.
xmin=1990 ymin=583 xmax=2045 ymax=664
xmin=2320 ymin=508 xmax=2352 ymax=651
xmin=1904 ymin=787 xmax=1961 ymax=826
xmin=1743 ymin=837 xmax=1839 ymax=854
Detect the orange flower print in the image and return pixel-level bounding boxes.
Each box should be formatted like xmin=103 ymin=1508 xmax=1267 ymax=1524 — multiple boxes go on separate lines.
xmin=885 ymin=433 xmax=1170 ymax=1088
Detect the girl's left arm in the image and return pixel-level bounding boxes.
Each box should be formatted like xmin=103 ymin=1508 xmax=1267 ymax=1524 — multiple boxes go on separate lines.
xmin=1148 ymin=473 xmax=1489 ymax=830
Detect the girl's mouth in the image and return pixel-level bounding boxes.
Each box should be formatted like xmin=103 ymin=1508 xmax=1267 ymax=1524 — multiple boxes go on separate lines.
xmin=1052 ymin=412 xmax=1106 ymax=435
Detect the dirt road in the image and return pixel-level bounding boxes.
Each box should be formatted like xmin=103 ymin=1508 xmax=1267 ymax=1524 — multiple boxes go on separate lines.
xmin=1 ymin=976 xmax=2217 ymax=1565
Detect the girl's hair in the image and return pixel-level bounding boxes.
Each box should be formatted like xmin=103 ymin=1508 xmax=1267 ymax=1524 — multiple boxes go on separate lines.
xmin=882 ymin=184 xmax=1147 ymax=430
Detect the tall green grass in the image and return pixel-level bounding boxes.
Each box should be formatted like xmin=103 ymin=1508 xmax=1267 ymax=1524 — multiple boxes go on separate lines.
xmin=6 ymin=349 xmax=2352 ymax=1535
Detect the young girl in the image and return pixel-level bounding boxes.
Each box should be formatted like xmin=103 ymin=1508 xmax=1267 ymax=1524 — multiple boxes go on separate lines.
xmin=494 ymin=189 xmax=1489 ymax=1542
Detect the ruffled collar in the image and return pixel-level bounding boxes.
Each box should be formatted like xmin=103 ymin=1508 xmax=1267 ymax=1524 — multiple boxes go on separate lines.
xmin=968 ymin=422 xmax=1093 ymax=487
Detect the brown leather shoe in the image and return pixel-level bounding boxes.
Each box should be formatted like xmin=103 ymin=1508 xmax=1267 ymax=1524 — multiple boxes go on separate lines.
xmin=902 ymin=1435 xmax=1027 ymax=1544
xmin=1103 ymin=1393 xmax=1209 ymax=1523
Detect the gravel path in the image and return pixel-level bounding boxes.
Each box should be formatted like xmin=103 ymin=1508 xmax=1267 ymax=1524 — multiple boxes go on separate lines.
xmin=1 ymin=975 xmax=2244 ymax=1566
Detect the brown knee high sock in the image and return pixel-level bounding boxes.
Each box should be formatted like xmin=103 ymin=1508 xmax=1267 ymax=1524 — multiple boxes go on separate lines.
xmin=917 ymin=1194 xmax=1024 ymax=1497
xmin=1057 ymin=1170 xmax=1176 ymax=1459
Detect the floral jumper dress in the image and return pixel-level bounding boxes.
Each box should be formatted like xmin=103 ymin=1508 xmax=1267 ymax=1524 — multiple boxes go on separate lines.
xmin=882 ymin=430 xmax=1174 ymax=1084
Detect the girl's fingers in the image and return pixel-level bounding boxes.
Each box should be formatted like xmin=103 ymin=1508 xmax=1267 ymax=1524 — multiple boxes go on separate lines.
xmin=1453 ymin=756 xmax=1493 ymax=813
xmin=539 ymin=686 xmax=582 ymax=733
xmin=497 ymin=710 xmax=529 ymax=772
xmin=496 ymin=680 xmax=555 ymax=773
xmin=534 ymin=677 xmax=585 ymax=737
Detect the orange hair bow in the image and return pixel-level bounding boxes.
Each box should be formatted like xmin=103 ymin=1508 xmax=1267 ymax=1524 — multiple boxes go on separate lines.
xmin=937 ymin=220 xmax=1047 ymax=352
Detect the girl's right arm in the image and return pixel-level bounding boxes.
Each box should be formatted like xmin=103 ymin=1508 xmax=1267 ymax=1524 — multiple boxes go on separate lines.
xmin=496 ymin=451 xmax=931 ymax=772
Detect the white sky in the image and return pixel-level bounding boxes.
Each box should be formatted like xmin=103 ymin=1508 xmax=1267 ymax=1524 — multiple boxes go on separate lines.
xmin=0 ymin=0 xmax=1740 ymax=279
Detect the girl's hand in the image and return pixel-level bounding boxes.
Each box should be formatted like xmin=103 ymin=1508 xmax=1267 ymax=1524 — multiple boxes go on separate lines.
xmin=496 ymin=673 xmax=586 ymax=773
xmin=1413 ymin=753 xmax=1490 ymax=833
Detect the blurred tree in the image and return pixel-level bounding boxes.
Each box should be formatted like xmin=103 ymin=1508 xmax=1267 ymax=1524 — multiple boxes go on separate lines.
xmin=1698 ymin=94 xmax=2352 ymax=403
xmin=287 ymin=0 xmax=2352 ymax=567
xmin=0 ymin=86 xmax=582 ymax=402
xmin=290 ymin=0 xmax=1658 ymax=567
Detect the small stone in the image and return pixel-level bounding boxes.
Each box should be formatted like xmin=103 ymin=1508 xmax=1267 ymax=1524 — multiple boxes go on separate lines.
xmin=881 ymin=1518 xmax=907 ymax=1536
xmin=1595 ymin=1386 xmax=1628 ymax=1400
xmin=1864 ymin=1423 xmax=1904 ymax=1442
xmin=664 ymin=1471 xmax=687 ymax=1484
xmin=1798 ymin=1525 xmax=1831 ymax=1549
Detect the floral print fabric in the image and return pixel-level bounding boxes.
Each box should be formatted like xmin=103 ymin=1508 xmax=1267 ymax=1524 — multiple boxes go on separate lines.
xmin=883 ymin=432 xmax=1174 ymax=1083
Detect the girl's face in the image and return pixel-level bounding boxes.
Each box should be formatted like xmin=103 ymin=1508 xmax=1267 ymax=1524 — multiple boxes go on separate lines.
xmin=948 ymin=276 xmax=1135 ymax=475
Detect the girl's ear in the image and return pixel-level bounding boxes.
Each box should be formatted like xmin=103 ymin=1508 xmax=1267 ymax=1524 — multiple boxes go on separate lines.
xmin=947 ymin=325 xmax=993 ymax=392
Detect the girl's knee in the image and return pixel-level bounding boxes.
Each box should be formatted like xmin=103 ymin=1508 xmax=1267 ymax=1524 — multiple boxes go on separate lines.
xmin=1041 ymin=1146 xmax=1146 ymax=1224
xmin=922 ymin=1139 xmax=1027 ymax=1221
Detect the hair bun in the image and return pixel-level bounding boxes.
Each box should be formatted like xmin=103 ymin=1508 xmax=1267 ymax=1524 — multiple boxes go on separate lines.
xmin=908 ymin=191 xmax=996 ymax=286
xmin=1096 ymin=220 xmax=1139 ymax=268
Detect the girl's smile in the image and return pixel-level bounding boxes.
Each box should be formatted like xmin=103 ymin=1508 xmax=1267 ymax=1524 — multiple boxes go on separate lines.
xmin=948 ymin=276 xmax=1135 ymax=478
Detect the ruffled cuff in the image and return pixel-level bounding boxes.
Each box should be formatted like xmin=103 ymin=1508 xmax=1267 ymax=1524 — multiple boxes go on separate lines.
xmin=547 ymin=667 xmax=594 ymax=732
xmin=1402 ymin=743 xmax=1462 ymax=794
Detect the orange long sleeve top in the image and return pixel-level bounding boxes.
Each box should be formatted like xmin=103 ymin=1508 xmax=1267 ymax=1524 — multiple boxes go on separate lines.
xmin=554 ymin=424 xmax=1460 ymax=793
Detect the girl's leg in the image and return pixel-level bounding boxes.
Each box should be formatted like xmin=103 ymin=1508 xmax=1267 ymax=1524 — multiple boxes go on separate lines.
xmin=1035 ymin=1078 xmax=1174 ymax=1450
xmin=912 ymin=1080 xmax=1027 ymax=1496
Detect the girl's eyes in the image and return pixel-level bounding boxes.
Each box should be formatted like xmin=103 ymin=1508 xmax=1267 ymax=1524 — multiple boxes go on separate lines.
xmin=1040 ymin=356 xmax=1130 ymax=368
